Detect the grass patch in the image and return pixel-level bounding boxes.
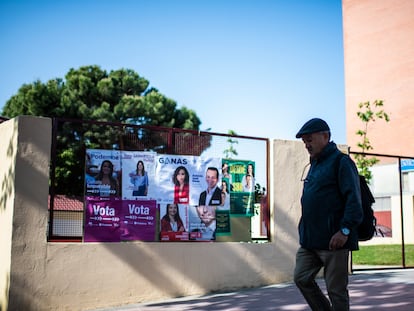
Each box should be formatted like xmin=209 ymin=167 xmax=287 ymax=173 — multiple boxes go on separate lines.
xmin=352 ymin=244 xmax=414 ymax=266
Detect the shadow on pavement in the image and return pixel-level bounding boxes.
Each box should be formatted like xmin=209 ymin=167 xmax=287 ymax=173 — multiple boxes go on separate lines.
xmin=93 ymin=269 xmax=414 ymax=311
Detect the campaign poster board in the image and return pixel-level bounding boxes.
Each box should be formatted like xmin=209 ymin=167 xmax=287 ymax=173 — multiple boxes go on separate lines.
xmin=155 ymin=155 xmax=221 ymax=241
xmin=84 ymin=150 xmax=227 ymax=242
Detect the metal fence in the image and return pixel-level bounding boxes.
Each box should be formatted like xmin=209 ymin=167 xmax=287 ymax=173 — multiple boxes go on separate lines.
xmin=2 ymin=115 xmax=412 ymax=267
xmin=349 ymin=151 xmax=414 ymax=270
xmin=48 ymin=117 xmax=270 ymax=242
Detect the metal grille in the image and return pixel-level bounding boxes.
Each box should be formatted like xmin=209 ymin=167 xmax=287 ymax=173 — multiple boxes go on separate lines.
xmin=48 ymin=118 xmax=270 ymax=242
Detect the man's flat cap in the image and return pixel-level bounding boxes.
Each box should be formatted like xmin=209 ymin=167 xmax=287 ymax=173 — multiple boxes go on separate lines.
xmin=295 ymin=118 xmax=330 ymax=138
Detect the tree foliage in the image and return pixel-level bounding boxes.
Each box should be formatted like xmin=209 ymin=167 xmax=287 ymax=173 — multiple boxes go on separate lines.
xmin=223 ymin=130 xmax=239 ymax=159
xmin=3 ymin=65 xmax=201 ymax=128
xmin=2 ymin=65 xmax=207 ymax=195
xmin=354 ymin=100 xmax=390 ymax=183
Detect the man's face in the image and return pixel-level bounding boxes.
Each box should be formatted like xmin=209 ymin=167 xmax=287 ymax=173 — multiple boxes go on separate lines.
xmin=301 ymin=132 xmax=329 ymax=159
xmin=205 ymin=169 xmax=218 ymax=189
xmin=196 ymin=205 xmax=216 ymax=226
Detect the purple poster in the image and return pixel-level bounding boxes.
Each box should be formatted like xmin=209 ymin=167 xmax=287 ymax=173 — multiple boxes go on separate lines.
xmin=84 ymin=197 xmax=122 ymax=242
xmin=120 ymin=200 xmax=157 ymax=241
xmin=84 ymin=198 xmax=157 ymax=242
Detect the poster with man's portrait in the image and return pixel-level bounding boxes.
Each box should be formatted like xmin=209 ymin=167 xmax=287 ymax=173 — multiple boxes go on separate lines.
xmin=222 ymin=159 xmax=256 ymax=216
xmin=153 ymin=155 xmax=221 ymax=206
xmin=189 ymin=204 xmax=216 ymax=241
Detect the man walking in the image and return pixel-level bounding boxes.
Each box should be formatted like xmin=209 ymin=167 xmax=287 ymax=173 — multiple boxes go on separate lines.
xmin=294 ymin=118 xmax=363 ymax=311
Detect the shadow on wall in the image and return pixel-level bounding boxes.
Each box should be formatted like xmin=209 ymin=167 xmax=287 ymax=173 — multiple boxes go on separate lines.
xmin=0 ymin=120 xmax=17 ymax=212
xmin=8 ymin=274 xmax=35 ymax=311
xmin=94 ymin=216 xmax=299 ymax=301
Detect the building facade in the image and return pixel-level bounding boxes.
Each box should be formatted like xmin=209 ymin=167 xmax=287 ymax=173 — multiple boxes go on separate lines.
xmin=343 ymin=0 xmax=414 ymax=156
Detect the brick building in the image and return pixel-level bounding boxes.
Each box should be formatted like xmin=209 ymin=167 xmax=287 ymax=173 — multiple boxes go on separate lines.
xmin=343 ymin=0 xmax=414 ymax=156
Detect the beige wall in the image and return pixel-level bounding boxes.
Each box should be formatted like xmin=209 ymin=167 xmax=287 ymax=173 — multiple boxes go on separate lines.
xmin=0 ymin=118 xmax=18 ymax=311
xmin=342 ymin=0 xmax=414 ymax=156
xmin=0 ymin=116 xmax=310 ymax=311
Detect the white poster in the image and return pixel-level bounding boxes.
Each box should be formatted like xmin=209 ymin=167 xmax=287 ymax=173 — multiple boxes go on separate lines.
xmin=154 ymin=155 xmax=221 ymax=206
xmin=121 ymin=151 xmax=156 ymax=200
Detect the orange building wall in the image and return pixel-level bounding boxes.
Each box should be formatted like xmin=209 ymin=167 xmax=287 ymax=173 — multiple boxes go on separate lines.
xmin=342 ymin=0 xmax=414 ymax=156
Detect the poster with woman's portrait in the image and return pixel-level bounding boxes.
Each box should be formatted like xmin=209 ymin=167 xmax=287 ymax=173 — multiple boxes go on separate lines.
xmin=121 ymin=151 xmax=156 ymax=200
xmin=85 ymin=149 xmax=122 ymax=198
xmin=153 ymin=155 xmax=193 ymax=205
xmin=154 ymin=155 xmax=221 ymax=206
xmin=159 ymin=203 xmax=189 ymax=241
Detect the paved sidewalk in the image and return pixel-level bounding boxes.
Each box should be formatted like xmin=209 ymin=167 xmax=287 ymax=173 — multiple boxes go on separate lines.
xmin=92 ymin=269 xmax=414 ymax=311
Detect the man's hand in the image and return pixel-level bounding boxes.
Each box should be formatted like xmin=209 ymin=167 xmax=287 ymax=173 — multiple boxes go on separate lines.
xmin=329 ymin=231 xmax=348 ymax=250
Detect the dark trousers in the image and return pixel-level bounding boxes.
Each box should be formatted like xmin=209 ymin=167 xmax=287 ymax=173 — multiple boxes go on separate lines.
xmin=294 ymin=247 xmax=350 ymax=311
xmin=132 ymin=185 xmax=146 ymax=196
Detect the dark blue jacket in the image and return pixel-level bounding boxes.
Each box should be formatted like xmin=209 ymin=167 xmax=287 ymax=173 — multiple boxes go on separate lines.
xmin=299 ymin=142 xmax=363 ymax=251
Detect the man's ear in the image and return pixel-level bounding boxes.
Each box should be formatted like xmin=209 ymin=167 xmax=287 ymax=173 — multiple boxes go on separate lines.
xmin=322 ymin=131 xmax=330 ymax=141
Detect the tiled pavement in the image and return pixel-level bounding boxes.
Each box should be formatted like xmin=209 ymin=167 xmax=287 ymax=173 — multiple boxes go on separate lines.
xmin=91 ymin=269 xmax=414 ymax=311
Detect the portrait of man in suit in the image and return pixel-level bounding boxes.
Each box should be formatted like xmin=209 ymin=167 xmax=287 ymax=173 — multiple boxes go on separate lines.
xmin=190 ymin=166 xmax=222 ymax=240
xmin=198 ymin=167 xmax=222 ymax=206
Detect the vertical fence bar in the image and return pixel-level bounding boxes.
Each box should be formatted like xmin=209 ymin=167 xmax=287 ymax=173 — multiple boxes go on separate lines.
xmin=265 ymin=138 xmax=271 ymax=241
xmin=48 ymin=118 xmax=58 ymax=241
xmin=398 ymin=157 xmax=406 ymax=267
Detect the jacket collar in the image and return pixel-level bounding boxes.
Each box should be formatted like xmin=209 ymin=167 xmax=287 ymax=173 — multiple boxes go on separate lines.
xmin=311 ymin=141 xmax=337 ymax=163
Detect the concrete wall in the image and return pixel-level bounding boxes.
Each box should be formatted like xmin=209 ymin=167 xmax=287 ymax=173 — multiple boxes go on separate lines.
xmin=1 ymin=116 xmax=308 ymax=311
xmin=0 ymin=118 xmax=18 ymax=311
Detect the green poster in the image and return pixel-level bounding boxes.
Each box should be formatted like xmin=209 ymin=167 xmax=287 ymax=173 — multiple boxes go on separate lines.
xmin=216 ymin=210 xmax=231 ymax=235
xmin=221 ymin=159 xmax=255 ymax=216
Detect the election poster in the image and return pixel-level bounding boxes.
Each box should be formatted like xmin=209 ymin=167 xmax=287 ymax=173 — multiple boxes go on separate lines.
xmin=222 ymin=159 xmax=256 ymax=216
xmin=154 ymin=155 xmax=193 ymax=205
xmin=84 ymin=150 xmax=225 ymax=242
xmin=84 ymin=197 xmax=122 ymax=242
xmin=159 ymin=203 xmax=189 ymax=241
xmin=84 ymin=197 xmax=158 ymax=242
xmin=215 ymin=210 xmax=231 ymax=235
xmin=153 ymin=155 xmax=222 ymax=206
xmin=189 ymin=205 xmax=216 ymax=241
xmin=85 ymin=149 xmax=122 ymax=198
xmin=120 ymin=199 xmax=157 ymax=241
xmin=121 ymin=151 xmax=156 ymax=200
